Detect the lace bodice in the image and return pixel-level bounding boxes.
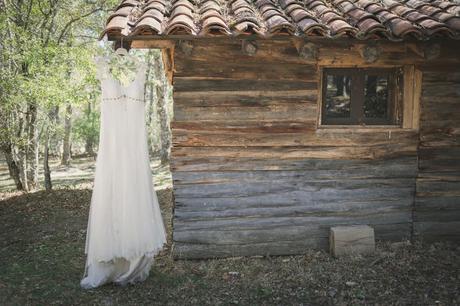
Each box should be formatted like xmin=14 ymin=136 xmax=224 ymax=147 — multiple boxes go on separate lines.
xmin=95 ymin=56 xmax=147 ymax=102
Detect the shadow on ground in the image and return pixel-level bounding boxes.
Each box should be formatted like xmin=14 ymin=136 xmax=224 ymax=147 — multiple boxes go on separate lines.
xmin=1 ymin=188 xmax=459 ymax=305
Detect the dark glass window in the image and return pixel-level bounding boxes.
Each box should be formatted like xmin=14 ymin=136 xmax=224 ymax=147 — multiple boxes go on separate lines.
xmin=322 ymin=68 xmax=400 ymax=125
xmin=325 ymin=75 xmax=351 ymax=119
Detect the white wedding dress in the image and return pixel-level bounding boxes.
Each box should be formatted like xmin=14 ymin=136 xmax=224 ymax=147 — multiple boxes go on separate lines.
xmin=80 ymin=56 xmax=167 ymax=289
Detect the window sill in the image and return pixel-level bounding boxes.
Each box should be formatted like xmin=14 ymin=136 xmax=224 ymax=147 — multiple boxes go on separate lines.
xmin=316 ymin=124 xmax=416 ymax=133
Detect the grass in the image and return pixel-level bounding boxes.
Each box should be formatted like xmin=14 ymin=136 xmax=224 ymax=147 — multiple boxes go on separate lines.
xmin=0 ymin=157 xmax=459 ymax=305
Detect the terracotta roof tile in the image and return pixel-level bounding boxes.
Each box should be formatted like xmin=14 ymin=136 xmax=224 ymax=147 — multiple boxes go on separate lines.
xmin=279 ymin=0 xmax=327 ymax=34
xmin=101 ymin=0 xmax=460 ymax=40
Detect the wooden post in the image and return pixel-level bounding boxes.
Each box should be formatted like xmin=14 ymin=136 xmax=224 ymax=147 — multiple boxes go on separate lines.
xmin=330 ymin=225 xmax=375 ymax=257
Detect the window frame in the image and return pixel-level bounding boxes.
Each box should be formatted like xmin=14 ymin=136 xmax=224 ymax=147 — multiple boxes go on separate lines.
xmin=320 ymin=67 xmax=401 ymax=126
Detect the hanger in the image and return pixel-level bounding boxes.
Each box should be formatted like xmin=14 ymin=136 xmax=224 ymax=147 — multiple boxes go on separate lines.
xmin=112 ymin=35 xmax=142 ymax=67
xmin=108 ymin=35 xmax=144 ymax=82
xmin=114 ymin=35 xmax=129 ymax=56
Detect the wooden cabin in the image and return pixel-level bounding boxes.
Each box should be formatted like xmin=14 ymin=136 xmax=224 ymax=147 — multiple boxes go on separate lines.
xmin=102 ymin=0 xmax=460 ymax=259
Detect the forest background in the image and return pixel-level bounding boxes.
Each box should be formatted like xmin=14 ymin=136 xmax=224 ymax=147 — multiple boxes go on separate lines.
xmin=0 ymin=0 xmax=173 ymax=192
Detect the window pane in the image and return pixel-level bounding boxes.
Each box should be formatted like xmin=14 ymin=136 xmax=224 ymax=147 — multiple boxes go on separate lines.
xmin=364 ymin=75 xmax=388 ymax=119
xmin=325 ymin=75 xmax=351 ymax=118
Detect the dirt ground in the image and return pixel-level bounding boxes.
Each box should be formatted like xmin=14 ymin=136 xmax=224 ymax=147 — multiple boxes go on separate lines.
xmin=0 ymin=158 xmax=459 ymax=305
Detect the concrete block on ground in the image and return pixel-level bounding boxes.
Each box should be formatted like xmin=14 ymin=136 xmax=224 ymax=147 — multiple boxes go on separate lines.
xmin=330 ymin=225 xmax=375 ymax=257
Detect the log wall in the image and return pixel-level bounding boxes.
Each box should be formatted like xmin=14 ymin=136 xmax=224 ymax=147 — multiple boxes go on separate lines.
xmin=169 ymin=39 xmax=458 ymax=259
xmin=415 ymin=65 xmax=460 ymax=243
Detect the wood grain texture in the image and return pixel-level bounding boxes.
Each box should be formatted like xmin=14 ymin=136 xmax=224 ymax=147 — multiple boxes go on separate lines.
xmin=168 ymin=39 xmax=460 ymax=258
xmin=414 ymin=69 xmax=460 ymax=243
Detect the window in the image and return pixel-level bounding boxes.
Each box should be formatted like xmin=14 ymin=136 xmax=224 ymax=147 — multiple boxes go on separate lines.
xmin=321 ymin=68 xmax=402 ymax=126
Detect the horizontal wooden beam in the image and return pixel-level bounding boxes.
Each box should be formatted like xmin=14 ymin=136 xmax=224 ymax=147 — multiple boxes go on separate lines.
xmin=130 ymin=39 xmax=175 ymax=49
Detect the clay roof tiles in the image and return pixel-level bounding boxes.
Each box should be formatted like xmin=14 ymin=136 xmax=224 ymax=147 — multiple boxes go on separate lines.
xmin=102 ymin=0 xmax=460 ymax=40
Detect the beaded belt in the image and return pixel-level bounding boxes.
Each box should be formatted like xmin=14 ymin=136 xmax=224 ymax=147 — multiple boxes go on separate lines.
xmin=102 ymin=94 xmax=143 ymax=102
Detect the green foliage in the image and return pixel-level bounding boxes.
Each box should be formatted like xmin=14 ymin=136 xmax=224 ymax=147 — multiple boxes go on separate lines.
xmin=0 ymin=0 xmax=116 ymax=144
xmin=73 ymin=109 xmax=100 ymax=148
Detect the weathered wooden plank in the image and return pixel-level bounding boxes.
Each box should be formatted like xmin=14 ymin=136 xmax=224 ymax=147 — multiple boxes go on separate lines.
xmin=174 ymin=225 xmax=328 ymax=245
xmin=171 ymin=121 xmax=317 ymax=133
xmin=413 ymin=221 xmax=460 ymax=242
xmin=172 ymin=89 xmax=317 ymax=101
xmin=173 ymin=211 xmax=413 ymax=232
xmin=175 ymin=40 xmax=311 ymax=64
xmin=420 ymin=100 xmax=460 ymax=112
xmin=175 ymin=60 xmax=317 ymax=80
xmin=421 ymin=83 xmax=460 ymax=98
xmin=417 ymin=96 xmax=460 ymax=106
xmin=414 ymin=209 xmax=460 ymax=223
xmin=173 ymin=93 xmax=318 ymax=108
xmin=172 ymin=238 xmax=329 ymax=259
xmin=172 ymin=158 xmax=417 ymax=181
xmin=173 ymin=78 xmax=317 ymax=92
xmin=422 ymin=71 xmax=460 ymax=82
xmin=419 ymin=138 xmax=460 ymax=147
xmin=173 ymin=103 xmax=316 ymax=122
xmin=418 ymin=147 xmax=460 ymax=172
xmin=416 ymin=195 xmax=460 ymax=208
xmin=174 ymin=193 xmax=414 ymax=212
xmin=415 ymin=195 xmax=460 ymax=223
xmin=417 ymin=172 xmax=460 ymax=181
xmin=420 ymin=121 xmax=460 ymax=132
xmin=172 ymin=169 xmax=416 ymax=184
xmin=174 ymin=197 xmax=413 ymax=213
xmin=171 ymin=145 xmax=418 ymax=163
xmin=317 ymin=42 xmax=413 ymax=66
xmin=419 ymin=159 xmax=460 ymax=172
xmin=419 ymin=147 xmax=460 ymax=159
xmin=373 ymin=223 xmax=412 ymax=241
xmin=171 ymin=155 xmax=418 ymax=172
xmin=173 ymin=177 xmax=415 ymax=198
xmin=172 ymin=129 xmax=419 ymax=147
xmin=420 ymin=110 xmax=460 ymax=121
xmin=416 ymin=180 xmax=460 ymax=195
xmin=174 ymin=202 xmax=412 ymax=221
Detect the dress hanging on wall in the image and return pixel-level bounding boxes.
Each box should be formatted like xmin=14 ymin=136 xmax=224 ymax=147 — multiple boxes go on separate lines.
xmin=80 ymin=55 xmax=167 ymax=289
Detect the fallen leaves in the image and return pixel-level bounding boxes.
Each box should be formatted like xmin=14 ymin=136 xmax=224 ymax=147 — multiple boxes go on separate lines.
xmin=1 ymin=187 xmax=459 ymax=305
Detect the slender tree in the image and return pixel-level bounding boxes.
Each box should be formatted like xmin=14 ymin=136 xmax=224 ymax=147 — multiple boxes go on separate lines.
xmin=61 ymin=103 xmax=73 ymax=165
xmin=0 ymin=0 xmax=118 ymax=191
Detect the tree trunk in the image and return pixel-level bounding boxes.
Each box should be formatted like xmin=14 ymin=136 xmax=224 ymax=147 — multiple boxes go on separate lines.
xmin=44 ymin=107 xmax=58 ymax=191
xmin=0 ymin=94 xmax=24 ymax=191
xmin=85 ymin=101 xmax=95 ymax=156
xmin=61 ymin=103 xmax=72 ymax=165
xmin=153 ymin=53 xmax=171 ymax=165
xmin=44 ymin=124 xmax=52 ymax=191
xmin=1 ymin=143 xmax=24 ymax=190
xmin=26 ymin=102 xmax=39 ymax=190
xmin=145 ymin=50 xmax=159 ymax=156
xmin=19 ymin=149 xmax=29 ymax=192
xmin=16 ymin=107 xmax=29 ymax=191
